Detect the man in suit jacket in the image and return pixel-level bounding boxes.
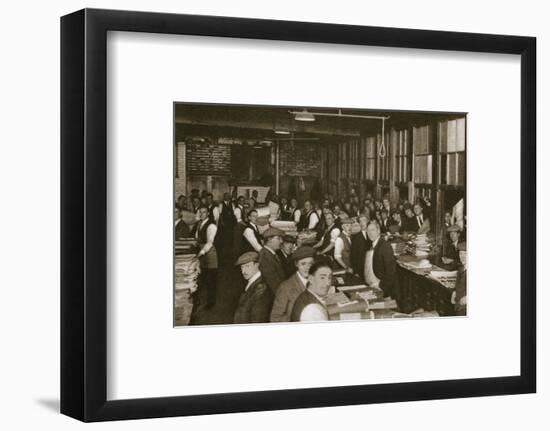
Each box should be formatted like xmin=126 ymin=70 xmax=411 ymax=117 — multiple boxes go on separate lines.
xmin=233 ymin=252 xmax=274 ymax=324
xmin=277 ymin=235 xmax=297 ymax=279
xmin=259 ymin=227 xmax=286 ymax=293
xmin=413 ymin=203 xmax=431 ymax=234
xmin=379 ymin=209 xmax=391 ymax=233
xmin=350 ymin=214 xmax=372 ymax=277
xmin=270 ymin=246 xmax=316 ymax=322
xmin=364 ymin=220 xmax=397 ymax=299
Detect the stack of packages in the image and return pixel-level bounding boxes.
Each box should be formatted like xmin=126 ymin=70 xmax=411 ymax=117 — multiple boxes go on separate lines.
xmin=297 ymin=229 xmax=317 ymax=246
xmin=270 ymin=220 xmax=297 ymax=237
xmin=412 ymin=234 xmax=431 ymax=257
xmin=390 ymin=241 xmax=407 ymax=256
xmin=175 ymin=238 xmax=199 ymax=255
xmin=174 ymin=252 xmax=200 ymax=326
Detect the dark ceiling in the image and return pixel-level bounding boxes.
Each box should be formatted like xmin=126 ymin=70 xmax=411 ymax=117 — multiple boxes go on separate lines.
xmin=174 ymin=103 xmax=466 ymax=142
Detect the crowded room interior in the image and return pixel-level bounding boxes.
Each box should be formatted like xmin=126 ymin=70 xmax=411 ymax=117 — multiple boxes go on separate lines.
xmin=174 ymin=103 xmax=467 ymax=326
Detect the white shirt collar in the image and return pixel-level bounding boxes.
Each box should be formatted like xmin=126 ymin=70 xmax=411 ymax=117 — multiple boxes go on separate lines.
xmin=265 ymin=245 xmax=277 ymax=255
xmin=372 ymin=236 xmax=380 ymax=248
xmin=296 ymin=272 xmax=308 ymax=287
xmin=245 ymin=271 xmax=262 ymax=291
xmin=308 ymin=285 xmax=336 ymax=303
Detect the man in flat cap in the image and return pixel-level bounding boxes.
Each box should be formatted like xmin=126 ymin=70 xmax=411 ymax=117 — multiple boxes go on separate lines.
xmin=259 ymin=227 xmax=286 ymax=294
xmin=277 ymin=235 xmax=297 ymax=278
xmin=270 ymin=246 xmax=316 ymax=322
xmin=233 ymin=252 xmax=274 ymax=324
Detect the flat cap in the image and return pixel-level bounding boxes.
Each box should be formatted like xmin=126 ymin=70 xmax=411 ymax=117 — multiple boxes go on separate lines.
xmin=235 ymin=251 xmax=259 ymax=266
xmin=262 ymin=227 xmax=285 ymax=239
xmin=447 ymin=224 xmax=461 ymax=232
xmin=457 ymin=242 xmax=467 ymax=252
xmin=291 ymin=246 xmax=316 ymax=261
xmin=282 ymin=235 xmax=297 ymax=243
xmin=339 ymin=216 xmax=353 ymax=225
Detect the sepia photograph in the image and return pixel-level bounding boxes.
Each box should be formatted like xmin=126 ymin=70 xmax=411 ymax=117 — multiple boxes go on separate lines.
xmin=173 ymin=103 xmax=467 ymax=326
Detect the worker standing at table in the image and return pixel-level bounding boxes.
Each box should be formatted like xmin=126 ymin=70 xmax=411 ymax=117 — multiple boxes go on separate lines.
xmin=313 ymin=212 xmax=340 ymax=257
xmin=259 ymin=227 xmax=286 ymax=293
xmin=194 ymin=206 xmax=218 ymax=310
xmin=364 ymin=220 xmax=397 ymax=299
xmin=290 ymin=258 xmax=333 ymax=322
xmin=351 ymin=214 xmax=371 ymax=277
xmin=334 ymin=217 xmax=353 ymax=272
xmin=241 ymin=209 xmax=263 ymax=254
xmin=270 ymin=246 xmax=316 ymax=322
xmin=297 ymin=200 xmax=319 ymax=232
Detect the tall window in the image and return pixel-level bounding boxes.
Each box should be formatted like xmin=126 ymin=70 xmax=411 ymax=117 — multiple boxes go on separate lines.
xmin=392 ymin=128 xmax=410 ymax=183
xmin=413 ymin=125 xmax=432 ymax=184
xmin=365 ymin=136 xmax=376 ymax=180
xmin=439 ymin=118 xmax=466 ymax=186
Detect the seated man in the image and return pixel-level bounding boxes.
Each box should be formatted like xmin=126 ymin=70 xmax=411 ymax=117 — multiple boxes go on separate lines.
xmin=388 ymin=210 xmax=404 ymax=234
xmin=290 ymin=258 xmax=334 ymax=322
xmin=441 ymin=224 xmax=461 ymax=267
xmin=413 ymin=203 xmax=431 ymax=234
xmin=402 ymin=204 xmax=418 ymax=233
xmin=379 ymin=208 xmax=390 ymax=233
xmin=233 ymin=252 xmax=274 ymax=324
xmin=451 ymin=242 xmax=467 ymax=316
xmin=270 ymin=246 xmax=316 ymax=322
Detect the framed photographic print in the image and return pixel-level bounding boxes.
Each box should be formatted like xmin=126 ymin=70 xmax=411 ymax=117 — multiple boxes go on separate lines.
xmin=61 ymin=8 xmax=536 ymax=422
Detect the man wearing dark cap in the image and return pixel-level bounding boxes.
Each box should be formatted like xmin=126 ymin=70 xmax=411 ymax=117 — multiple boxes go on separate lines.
xmin=277 ymin=235 xmax=297 ymax=278
xmin=259 ymin=227 xmax=286 ymax=293
xmin=270 ymin=246 xmax=316 ymax=322
xmin=233 ymin=252 xmax=274 ymax=324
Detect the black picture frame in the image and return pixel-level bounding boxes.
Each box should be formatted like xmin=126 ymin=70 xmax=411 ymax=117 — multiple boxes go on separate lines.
xmin=61 ymin=8 xmax=536 ymax=422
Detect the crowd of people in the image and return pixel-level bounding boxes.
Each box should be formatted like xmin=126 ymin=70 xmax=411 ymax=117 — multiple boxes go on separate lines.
xmin=174 ymin=188 xmax=467 ymax=323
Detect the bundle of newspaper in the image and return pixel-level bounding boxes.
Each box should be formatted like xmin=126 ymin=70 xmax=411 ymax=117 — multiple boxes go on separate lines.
xmin=270 ymin=220 xmax=298 ymax=237
xmin=297 ymin=229 xmax=318 ymax=245
xmin=175 ymin=254 xmax=201 ymax=293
